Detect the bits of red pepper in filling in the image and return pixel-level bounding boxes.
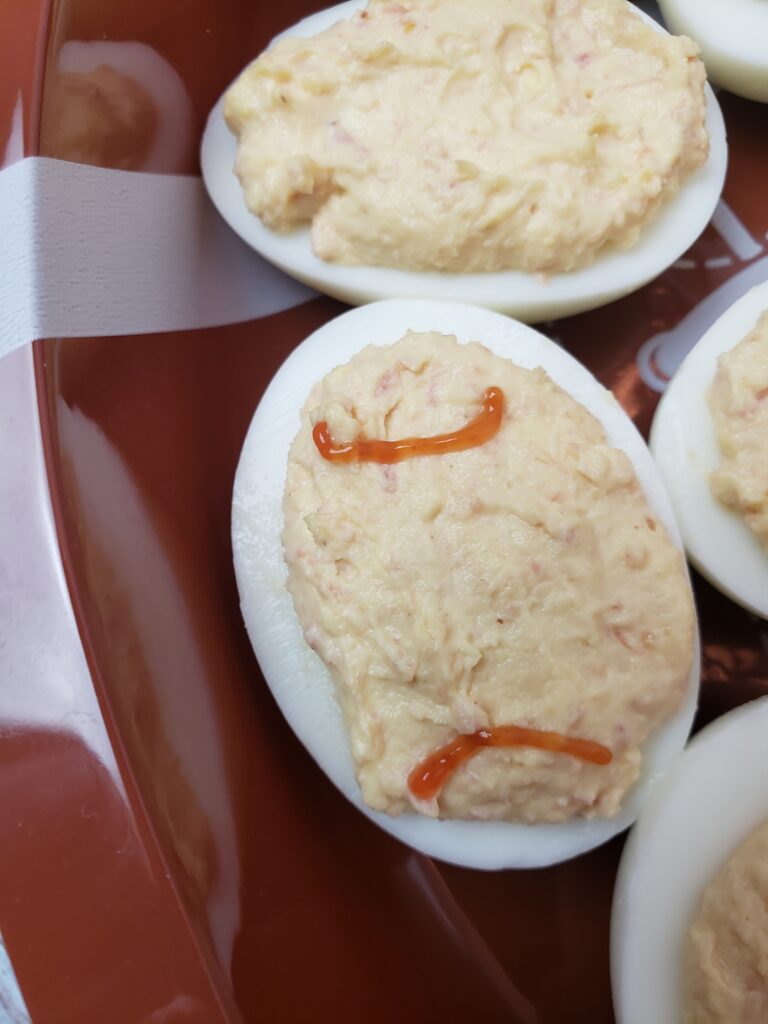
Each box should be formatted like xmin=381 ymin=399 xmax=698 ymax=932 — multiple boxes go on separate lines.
xmin=408 ymin=725 xmax=613 ymax=802
xmin=312 ymin=386 xmax=504 ymax=464
xmin=311 ymin=384 xmax=610 ymax=800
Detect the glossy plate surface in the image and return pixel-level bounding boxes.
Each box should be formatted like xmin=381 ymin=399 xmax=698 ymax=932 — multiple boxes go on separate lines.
xmin=0 ymin=2 xmax=767 ymax=1023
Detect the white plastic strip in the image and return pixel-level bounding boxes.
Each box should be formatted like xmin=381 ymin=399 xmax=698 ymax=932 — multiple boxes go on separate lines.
xmin=0 ymin=157 xmax=314 ymax=359
xmin=0 ymin=933 xmax=30 ymax=1023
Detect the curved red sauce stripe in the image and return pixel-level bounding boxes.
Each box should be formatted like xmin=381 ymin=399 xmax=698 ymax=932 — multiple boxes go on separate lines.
xmin=408 ymin=725 xmax=613 ymax=801
xmin=313 ymin=386 xmax=504 ymax=464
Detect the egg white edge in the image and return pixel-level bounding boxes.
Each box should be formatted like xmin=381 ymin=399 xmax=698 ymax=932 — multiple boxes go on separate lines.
xmin=659 ymin=0 xmax=768 ymax=102
xmin=200 ymin=0 xmax=728 ymax=323
xmin=650 ymin=279 xmax=768 ymax=620
xmin=611 ymin=695 xmax=768 ymax=1024
xmin=232 ymin=299 xmax=700 ymax=870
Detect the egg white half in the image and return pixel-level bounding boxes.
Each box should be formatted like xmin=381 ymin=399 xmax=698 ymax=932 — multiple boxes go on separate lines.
xmin=232 ymin=299 xmax=700 ymax=869
xmin=612 ymin=696 xmax=768 ymax=1024
xmin=660 ymin=0 xmax=768 ymax=103
xmin=650 ymin=280 xmax=768 ymax=619
xmin=201 ymin=1 xmax=727 ymax=323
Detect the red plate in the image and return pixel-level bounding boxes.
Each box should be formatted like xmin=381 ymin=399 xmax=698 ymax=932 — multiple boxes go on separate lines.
xmin=1 ymin=2 xmax=767 ymax=1022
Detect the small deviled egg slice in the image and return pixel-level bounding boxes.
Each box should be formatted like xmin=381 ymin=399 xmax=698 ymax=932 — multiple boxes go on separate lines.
xmin=612 ymin=697 xmax=768 ymax=1024
xmin=232 ymin=299 xmax=699 ymax=869
xmin=201 ymin=0 xmax=727 ymax=323
xmin=650 ymin=280 xmax=768 ymax=619
xmin=659 ymin=0 xmax=768 ymax=103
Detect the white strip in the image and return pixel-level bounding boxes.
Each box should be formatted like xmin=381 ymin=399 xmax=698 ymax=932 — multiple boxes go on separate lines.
xmin=703 ymin=255 xmax=733 ymax=269
xmin=0 ymin=932 xmax=29 ymax=1024
xmin=711 ymin=199 xmax=763 ymax=261
xmin=0 ymin=157 xmax=314 ymax=358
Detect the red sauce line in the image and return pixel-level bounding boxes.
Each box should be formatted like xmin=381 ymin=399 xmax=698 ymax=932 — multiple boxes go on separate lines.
xmin=312 ymin=386 xmax=504 ymax=464
xmin=408 ymin=725 xmax=613 ymax=801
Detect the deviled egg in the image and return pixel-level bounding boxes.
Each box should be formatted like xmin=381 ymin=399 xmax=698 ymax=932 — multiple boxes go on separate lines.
xmin=201 ymin=0 xmax=727 ymax=322
xmin=659 ymin=0 xmax=768 ymax=103
xmin=612 ymin=697 xmax=768 ymax=1024
xmin=650 ymin=280 xmax=768 ymax=619
xmin=232 ymin=299 xmax=699 ymax=869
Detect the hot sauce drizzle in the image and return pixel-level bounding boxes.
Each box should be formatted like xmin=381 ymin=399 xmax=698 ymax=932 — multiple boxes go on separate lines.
xmin=408 ymin=725 xmax=613 ymax=801
xmin=312 ymin=383 xmax=611 ymax=798
xmin=313 ymin=386 xmax=504 ymax=464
